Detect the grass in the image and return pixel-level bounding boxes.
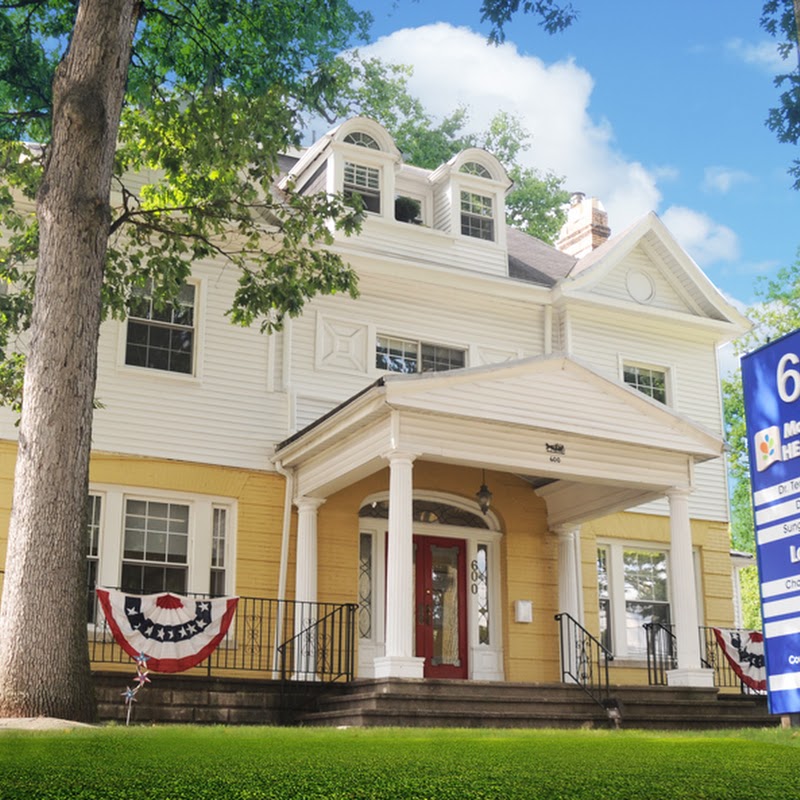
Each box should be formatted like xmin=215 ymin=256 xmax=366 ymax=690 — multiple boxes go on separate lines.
xmin=1 ymin=726 xmax=799 ymax=799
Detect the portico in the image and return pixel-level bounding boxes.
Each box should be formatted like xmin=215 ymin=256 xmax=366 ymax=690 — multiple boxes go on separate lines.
xmin=274 ymin=355 xmax=722 ymax=687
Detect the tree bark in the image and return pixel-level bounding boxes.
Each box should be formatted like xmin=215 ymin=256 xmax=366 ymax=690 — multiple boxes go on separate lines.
xmin=0 ymin=0 xmax=139 ymax=721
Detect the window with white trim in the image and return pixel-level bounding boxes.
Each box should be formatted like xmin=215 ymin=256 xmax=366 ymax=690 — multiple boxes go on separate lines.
xmin=460 ymin=161 xmax=492 ymax=178
xmin=597 ymin=543 xmax=671 ymax=658
xmin=358 ymin=532 xmax=373 ymax=640
xmin=210 ymin=506 xmax=228 ymax=596
xmin=376 ymin=335 xmax=466 ymax=374
xmin=344 ymin=131 xmax=380 ymax=150
xmin=86 ymin=494 xmax=102 ymax=622
xmin=125 ymin=281 xmax=196 ymax=375
xmin=460 ymin=191 xmax=494 ymax=241
xmin=344 ymin=161 xmax=381 ymax=214
xmin=121 ymin=499 xmax=190 ymax=595
xmin=623 ymin=363 xmax=667 ymax=404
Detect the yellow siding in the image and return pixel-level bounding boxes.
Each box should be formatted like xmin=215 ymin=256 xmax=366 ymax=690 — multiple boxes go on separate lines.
xmin=0 ymin=439 xmax=738 ymax=685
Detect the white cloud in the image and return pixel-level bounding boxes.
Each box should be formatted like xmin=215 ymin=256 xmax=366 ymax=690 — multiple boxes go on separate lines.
xmin=726 ymin=38 xmax=785 ymax=73
xmin=703 ymin=166 xmax=753 ymax=194
xmin=359 ymin=23 xmax=661 ymax=231
xmin=662 ymin=206 xmax=740 ymax=266
xmin=357 ymin=23 xmax=743 ymax=272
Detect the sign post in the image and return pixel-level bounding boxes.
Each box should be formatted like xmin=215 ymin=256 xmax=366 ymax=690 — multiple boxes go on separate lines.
xmin=742 ymin=328 xmax=800 ymax=715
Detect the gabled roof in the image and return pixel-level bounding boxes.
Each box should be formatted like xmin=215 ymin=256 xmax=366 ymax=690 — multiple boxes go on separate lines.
xmin=557 ymin=212 xmax=750 ymax=330
xmin=274 ymin=355 xmax=723 ymax=518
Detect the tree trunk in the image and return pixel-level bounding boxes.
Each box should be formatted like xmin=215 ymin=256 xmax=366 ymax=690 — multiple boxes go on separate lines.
xmin=0 ymin=0 xmax=139 ymax=722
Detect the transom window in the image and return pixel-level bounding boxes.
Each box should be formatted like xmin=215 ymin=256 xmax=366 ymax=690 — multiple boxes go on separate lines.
xmin=460 ymin=161 xmax=492 ymax=178
xmin=344 ymin=131 xmax=380 ymax=150
xmin=126 ymin=282 xmax=196 ymax=375
xmin=344 ymin=161 xmax=381 ymax=213
xmin=460 ymin=191 xmax=494 ymax=241
xmin=376 ymin=336 xmax=466 ymax=374
xmin=121 ymin=499 xmax=190 ymax=595
xmin=360 ymin=499 xmax=489 ymax=529
xmin=623 ymin=363 xmax=667 ymax=404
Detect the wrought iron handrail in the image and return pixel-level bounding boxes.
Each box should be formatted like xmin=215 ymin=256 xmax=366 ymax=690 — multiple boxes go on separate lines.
xmin=555 ymin=612 xmax=613 ymax=707
xmin=276 ymin=602 xmax=358 ymax=682
xmin=643 ymin=621 xmax=677 ymax=686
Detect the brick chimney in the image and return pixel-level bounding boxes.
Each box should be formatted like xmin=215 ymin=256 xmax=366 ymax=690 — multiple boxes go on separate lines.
xmin=555 ymin=192 xmax=611 ymax=258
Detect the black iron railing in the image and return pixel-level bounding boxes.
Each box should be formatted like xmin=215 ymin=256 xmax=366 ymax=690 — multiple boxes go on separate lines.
xmin=0 ymin=580 xmax=356 ymax=681
xmin=700 ymin=626 xmax=765 ymax=695
xmin=555 ymin=612 xmax=612 ymax=706
xmin=85 ymin=588 xmax=357 ymax=681
xmin=644 ymin=622 xmax=764 ymax=694
xmin=277 ymin=602 xmax=357 ymax=682
xmin=643 ymin=621 xmax=677 ymax=686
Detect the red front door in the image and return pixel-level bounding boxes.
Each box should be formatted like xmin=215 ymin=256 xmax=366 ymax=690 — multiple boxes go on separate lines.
xmin=414 ymin=535 xmax=468 ymax=679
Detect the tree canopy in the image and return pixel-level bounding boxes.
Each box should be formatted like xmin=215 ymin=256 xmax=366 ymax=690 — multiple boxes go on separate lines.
xmin=0 ymin=0 xmax=375 ymax=722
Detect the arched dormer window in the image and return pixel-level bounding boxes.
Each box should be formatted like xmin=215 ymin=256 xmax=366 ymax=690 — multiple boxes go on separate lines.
xmin=344 ymin=131 xmax=381 ymax=150
xmin=460 ymin=161 xmax=492 ymax=179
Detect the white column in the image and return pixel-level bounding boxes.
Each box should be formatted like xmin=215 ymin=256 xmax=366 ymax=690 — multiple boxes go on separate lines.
xmin=374 ymin=450 xmax=424 ymax=679
xmin=555 ymin=525 xmax=583 ymax=624
xmin=293 ymin=496 xmax=325 ymax=678
xmin=665 ymin=488 xmax=714 ymax=687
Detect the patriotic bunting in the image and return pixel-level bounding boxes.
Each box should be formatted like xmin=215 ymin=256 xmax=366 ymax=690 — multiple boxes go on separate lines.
xmin=712 ymin=627 xmax=766 ymax=692
xmin=96 ymin=588 xmax=239 ymax=673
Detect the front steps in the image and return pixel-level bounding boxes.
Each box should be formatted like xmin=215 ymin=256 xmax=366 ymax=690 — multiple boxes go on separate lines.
xmin=298 ymin=678 xmax=776 ymax=730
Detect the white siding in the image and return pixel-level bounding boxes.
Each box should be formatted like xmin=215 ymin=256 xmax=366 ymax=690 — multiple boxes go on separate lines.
xmin=568 ymin=308 xmax=728 ymax=521
xmin=286 ymin=267 xmax=547 ymax=420
xmin=590 ymin=245 xmax=697 ymax=314
xmin=89 ymin=257 xmax=286 ymax=470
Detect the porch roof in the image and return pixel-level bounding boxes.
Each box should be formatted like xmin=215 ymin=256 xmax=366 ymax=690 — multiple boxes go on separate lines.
xmin=273 ymin=355 xmax=724 ymax=526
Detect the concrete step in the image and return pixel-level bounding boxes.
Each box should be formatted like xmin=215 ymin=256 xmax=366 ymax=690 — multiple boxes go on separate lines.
xmin=300 ymin=678 xmax=776 ymax=730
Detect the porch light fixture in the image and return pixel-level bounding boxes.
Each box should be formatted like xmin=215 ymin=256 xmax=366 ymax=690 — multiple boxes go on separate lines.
xmin=476 ymin=470 xmax=493 ymax=515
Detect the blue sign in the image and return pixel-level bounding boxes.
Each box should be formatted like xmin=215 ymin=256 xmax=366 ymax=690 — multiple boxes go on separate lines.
xmin=742 ymin=328 xmax=800 ymax=715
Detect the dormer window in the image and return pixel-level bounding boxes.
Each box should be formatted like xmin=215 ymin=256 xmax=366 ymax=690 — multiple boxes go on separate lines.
xmin=460 ymin=161 xmax=492 ymax=179
xmin=460 ymin=191 xmax=494 ymax=241
xmin=344 ymin=131 xmax=380 ymax=150
xmin=344 ymin=161 xmax=381 ymax=214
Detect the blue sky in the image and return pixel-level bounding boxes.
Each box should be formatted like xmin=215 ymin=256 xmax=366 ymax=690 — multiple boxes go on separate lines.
xmin=346 ymin=0 xmax=800 ymax=308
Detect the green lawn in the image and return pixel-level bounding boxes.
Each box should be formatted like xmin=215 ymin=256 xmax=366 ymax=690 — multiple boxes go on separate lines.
xmin=1 ymin=726 xmax=798 ymax=799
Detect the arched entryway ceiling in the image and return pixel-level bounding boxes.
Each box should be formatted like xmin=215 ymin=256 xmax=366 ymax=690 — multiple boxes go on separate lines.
xmin=273 ymin=355 xmax=723 ymax=527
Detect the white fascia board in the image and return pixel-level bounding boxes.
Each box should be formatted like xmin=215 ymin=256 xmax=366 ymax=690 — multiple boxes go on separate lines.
xmin=383 ymin=354 xmax=723 ymax=458
xmin=272 ymin=385 xmax=388 ymax=466
xmin=550 ymin=291 xmax=748 ymax=340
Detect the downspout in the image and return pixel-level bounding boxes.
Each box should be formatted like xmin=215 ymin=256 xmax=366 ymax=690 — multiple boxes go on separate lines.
xmin=273 ymin=459 xmax=295 ymax=677
xmin=544 ymin=305 xmax=553 ymax=356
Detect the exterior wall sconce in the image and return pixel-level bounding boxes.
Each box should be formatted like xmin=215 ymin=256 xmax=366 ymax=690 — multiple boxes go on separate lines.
xmin=476 ymin=469 xmax=493 ymax=515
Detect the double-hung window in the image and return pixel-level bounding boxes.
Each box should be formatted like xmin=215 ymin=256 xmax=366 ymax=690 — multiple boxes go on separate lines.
xmin=125 ymin=282 xmax=196 ymax=375
xmin=121 ymin=499 xmax=190 ymax=595
xmin=344 ymin=162 xmax=381 ymax=214
xmin=597 ymin=544 xmax=671 ymax=658
xmin=376 ymin=336 xmax=466 ymax=374
xmin=460 ymin=191 xmax=494 ymax=241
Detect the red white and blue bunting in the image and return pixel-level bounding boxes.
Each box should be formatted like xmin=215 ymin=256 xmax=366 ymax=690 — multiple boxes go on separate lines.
xmin=712 ymin=627 xmax=766 ymax=692
xmin=96 ymin=588 xmax=239 ymax=673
